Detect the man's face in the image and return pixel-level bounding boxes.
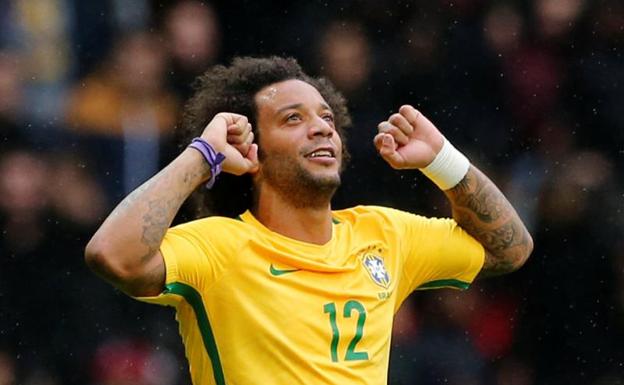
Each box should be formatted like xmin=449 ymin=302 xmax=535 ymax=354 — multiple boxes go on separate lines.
xmin=254 ymin=79 xmax=343 ymax=200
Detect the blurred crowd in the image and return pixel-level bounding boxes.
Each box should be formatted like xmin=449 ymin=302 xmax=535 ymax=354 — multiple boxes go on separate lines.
xmin=0 ymin=0 xmax=622 ymax=384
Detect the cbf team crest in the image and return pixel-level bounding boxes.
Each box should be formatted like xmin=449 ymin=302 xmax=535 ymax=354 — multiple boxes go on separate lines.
xmin=362 ymin=254 xmax=391 ymax=289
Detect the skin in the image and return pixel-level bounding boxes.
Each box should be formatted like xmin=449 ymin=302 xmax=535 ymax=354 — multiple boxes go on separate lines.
xmin=374 ymin=105 xmax=533 ymax=277
xmin=85 ymin=79 xmax=532 ymax=297
xmin=84 ymin=112 xmax=258 ymax=296
xmin=252 ymin=80 xmax=343 ymax=244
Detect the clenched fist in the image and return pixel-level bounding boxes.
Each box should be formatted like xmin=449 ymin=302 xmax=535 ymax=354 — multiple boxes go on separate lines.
xmin=374 ymin=105 xmax=445 ymax=170
xmin=200 ymin=113 xmax=259 ymax=175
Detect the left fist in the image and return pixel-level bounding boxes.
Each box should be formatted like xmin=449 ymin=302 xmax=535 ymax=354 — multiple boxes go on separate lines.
xmin=374 ymin=105 xmax=445 ymax=169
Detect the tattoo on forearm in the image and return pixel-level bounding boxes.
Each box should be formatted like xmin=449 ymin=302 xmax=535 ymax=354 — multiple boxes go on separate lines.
xmin=90 ymin=151 xmax=208 ymax=296
xmin=139 ymin=169 xmax=201 ymax=259
xmin=446 ymin=166 xmax=532 ymax=276
xmin=108 ymin=167 xmax=202 ymax=263
xmin=142 ymin=199 xmax=175 ymax=245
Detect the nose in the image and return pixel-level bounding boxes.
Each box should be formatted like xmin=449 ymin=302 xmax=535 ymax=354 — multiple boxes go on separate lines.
xmin=308 ymin=115 xmax=334 ymax=138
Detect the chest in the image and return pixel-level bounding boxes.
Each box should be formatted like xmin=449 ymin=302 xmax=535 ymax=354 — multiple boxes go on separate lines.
xmin=205 ymin=240 xmax=402 ymax=363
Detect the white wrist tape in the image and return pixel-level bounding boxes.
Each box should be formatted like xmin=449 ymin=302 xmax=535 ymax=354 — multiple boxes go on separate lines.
xmin=420 ymin=139 xmax=470 ymax=190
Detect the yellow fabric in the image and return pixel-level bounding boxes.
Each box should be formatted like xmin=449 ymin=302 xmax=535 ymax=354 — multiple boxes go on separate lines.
xmin=136 ymin=205 xmax=484 ymax=385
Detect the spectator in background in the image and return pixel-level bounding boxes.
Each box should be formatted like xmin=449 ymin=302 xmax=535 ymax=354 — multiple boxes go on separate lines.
xmin=315 ymin=19 xmax=388 ymax=135
xmin=506 ymin=115 xmax=574 ymax=232
xmin=48 ymin=153 xmax=107 ymax=228
xmin=66 ymin=31 xmax=179 ymax=203
xmin=533 ymin=0 xmax=585 ymax=44
xmin=479 ymin=2 xmax=526 ymax=154
xmin=164 ymin=0 xmax=221 ymax=99
xmin=1 ymin=0 xmax=75 ymax=144
xmin=0 ymin=147 xmax=114 ymax=385
xmin=482 ymin=2 xmax=524 ymax=57
xmin=0 ymin=149 xmax=50 ymax=261
xmin=0 ymin=148 xmax=57 ymax=383
xmin=317 ymin=21 xmax=372 ymax=102
xmin=516 ymin=141 xmax=619 ymax=383
xmin=498 ymin=0 xmax=585 ymax=131
xmin=316 ymin=20 xmax=401 ymax=208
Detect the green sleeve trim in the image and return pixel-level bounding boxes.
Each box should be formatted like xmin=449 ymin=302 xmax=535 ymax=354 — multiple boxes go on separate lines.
xmin=332 ymin=217 xmax=341 ymax=224
xmin=164 ymin=282 xmax=226 ymax=385
xmin=416 ymin=279 xmax=470 ymax=291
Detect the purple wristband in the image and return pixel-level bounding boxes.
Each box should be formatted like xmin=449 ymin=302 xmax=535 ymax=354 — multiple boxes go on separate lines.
xmin=188 ymin=137 xmax=226 ymax=188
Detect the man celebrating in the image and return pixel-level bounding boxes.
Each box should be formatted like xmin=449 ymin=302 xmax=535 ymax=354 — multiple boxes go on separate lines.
xmin=85 ymin=57 xmax=532 ymax=385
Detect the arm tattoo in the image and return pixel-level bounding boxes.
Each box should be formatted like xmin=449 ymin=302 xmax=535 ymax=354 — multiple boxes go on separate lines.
xmin=100 ymin=165 xmax=203 ymax=291
xmin=135 ymin=168 xmax=201 ymax=261
xmin=140 ymin=198 xmax=176 ymax=260
xmin=87 ymin=149 xmax=210 ymax=297
xmin=445 ymin=166 xmax=533 ymax=277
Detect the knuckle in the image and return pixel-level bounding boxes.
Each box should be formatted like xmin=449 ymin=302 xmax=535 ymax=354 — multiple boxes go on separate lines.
xmin=389 ymin=113 xmax=402 ymax=122
xmin=388 ymin=126 xmax=400 ymax=135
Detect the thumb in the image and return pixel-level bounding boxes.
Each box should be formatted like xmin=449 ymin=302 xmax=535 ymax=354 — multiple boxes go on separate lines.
xmin=375 ymin=133 xmax=405 ymax=168
xmin=245 ymin=143 xmax=259 ymax=173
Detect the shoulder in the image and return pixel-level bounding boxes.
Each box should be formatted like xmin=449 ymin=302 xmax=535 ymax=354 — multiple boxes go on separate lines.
xmin=169 ymin=215 xmax=251 ymax=241
xmin=333 ymin=206 xmax=458 ymax=236
xmin=333 ymin=205 xmax=430 ymax=225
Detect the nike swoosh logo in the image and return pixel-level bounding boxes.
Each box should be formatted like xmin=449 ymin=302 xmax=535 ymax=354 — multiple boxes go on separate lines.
xmin=269 ymin=264 xmax=300 ymax=276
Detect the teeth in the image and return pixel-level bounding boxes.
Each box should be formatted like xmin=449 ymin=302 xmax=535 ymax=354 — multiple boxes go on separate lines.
xmin=310 ymin=150 xmax=333 ymax=158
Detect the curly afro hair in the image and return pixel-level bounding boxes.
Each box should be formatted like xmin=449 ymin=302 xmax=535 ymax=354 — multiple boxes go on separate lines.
xmin=179 ymin=56 xmax=352 ymax=218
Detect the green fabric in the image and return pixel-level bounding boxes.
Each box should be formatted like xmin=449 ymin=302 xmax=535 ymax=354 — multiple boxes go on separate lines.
xmin=416 ymin=279 xmax=470 ymax=290
xmin=165 ymin=282 xmax=226 ymax=385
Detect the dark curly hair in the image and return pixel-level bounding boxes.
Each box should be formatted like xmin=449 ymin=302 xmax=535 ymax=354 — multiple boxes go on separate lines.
xmin=179 ymin=56 xmax=352 ymax=218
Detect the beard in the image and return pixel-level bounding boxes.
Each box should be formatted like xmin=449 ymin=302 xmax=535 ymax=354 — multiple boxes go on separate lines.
xmin=259 ymin=151 xmax=341 ymax=209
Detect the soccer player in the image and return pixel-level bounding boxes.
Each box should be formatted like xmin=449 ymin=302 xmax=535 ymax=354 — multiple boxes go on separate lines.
xmin=85 ymin=57 xmax=533 ymax=385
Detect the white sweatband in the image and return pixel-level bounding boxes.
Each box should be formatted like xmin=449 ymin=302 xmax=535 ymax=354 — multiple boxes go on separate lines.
xmin=420 ymin=139 xmax=470 ymax=190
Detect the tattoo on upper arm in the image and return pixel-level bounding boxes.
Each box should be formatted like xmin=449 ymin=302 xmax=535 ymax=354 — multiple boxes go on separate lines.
xmin=446 ymin=166 xmax=533 ymax=276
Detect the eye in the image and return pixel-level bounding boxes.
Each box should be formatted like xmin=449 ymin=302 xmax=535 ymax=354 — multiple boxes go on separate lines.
xmin=286 ymin=113 xmax=302 ymax=122
xmin=322 ymin=114 xmax=334 ymax=123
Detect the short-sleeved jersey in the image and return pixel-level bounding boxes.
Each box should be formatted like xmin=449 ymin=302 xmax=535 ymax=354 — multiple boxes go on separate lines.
xmin=137 ymin=205 xmax=484 ymax=385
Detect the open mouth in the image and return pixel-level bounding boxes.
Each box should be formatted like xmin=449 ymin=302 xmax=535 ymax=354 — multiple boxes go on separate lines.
xmin=305 ymin=147 xmax=336 ymax=159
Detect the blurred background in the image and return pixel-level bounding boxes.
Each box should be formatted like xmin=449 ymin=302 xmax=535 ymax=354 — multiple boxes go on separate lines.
xmin=0 ymin=0 xmax=622 ymax=384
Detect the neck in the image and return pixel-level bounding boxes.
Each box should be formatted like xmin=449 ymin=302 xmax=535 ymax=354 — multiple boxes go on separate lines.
xmin=253 ymin=183 xmax=334 ymax=245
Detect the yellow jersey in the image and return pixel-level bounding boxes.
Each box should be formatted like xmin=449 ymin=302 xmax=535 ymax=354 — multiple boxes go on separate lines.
xmin=137 ymin=205 xmax=484 ymax=385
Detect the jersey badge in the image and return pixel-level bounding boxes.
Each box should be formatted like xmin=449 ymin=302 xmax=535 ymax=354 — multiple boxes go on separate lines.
xmin=362 ymin=254 xmax=391 ymax=289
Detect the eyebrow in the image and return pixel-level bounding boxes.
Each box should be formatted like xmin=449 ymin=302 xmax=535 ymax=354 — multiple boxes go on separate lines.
xmin=276 ymin=102 xmax=333 ymax=115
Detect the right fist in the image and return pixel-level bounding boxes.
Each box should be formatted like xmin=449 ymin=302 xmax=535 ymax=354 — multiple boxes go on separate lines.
xmin=200 ymin=113 xmax=259 ymax=176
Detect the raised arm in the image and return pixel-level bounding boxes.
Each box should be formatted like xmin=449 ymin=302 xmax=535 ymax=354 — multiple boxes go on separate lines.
xmin=374 ymin=105 xmax=532 ymax=278
xmin=85 ymin=113 xmax=258 ymax=297
xmin=444 ymin=166 xmax=532 ymax=277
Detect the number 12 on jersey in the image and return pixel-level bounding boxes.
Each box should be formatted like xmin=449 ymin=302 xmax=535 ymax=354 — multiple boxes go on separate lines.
xmin=323 ymin=300 xmax=369 ymax=362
